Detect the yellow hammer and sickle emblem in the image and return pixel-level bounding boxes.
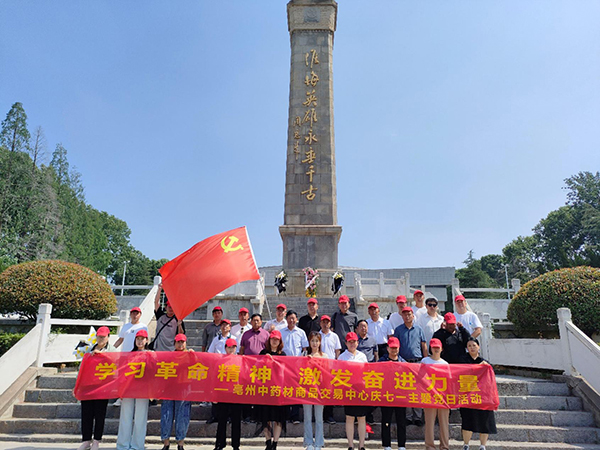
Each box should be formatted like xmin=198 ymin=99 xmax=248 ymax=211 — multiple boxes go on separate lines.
xmin=221 ymin=236 xmax=244 ymax=253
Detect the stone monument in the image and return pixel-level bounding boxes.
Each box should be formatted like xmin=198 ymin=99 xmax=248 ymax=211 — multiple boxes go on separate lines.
xmin=279 ymin=0 xmax=342 ymax=294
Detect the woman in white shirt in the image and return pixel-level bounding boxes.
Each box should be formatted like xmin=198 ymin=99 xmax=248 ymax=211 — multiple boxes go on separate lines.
xmin=338 ymin=332 xmax=368 ymax=450
xmin=421 ymin=338 xmax=450 ymax=450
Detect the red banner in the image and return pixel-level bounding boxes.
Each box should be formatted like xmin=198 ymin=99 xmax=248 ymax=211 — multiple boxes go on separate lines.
xmin=159 ymin=226 xmax=260 ymax=320
xmin=74 ymin=352 xmax=499 ymax=410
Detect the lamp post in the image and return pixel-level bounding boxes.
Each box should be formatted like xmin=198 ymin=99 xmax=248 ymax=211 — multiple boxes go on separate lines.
xmin=503 ymin=264 xmax=510 ymax=299
xmin=120 ymin=260 xmax=129 ymax=297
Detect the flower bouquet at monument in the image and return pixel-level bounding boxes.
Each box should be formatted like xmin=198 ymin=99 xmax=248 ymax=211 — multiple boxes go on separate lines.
xmin=274 ymin=270 xmax=288 ymax=294
xmin=303 ymin=267 xmax=319 ymax=298
xmin=331 ymin=270 xmax=344 ymax=296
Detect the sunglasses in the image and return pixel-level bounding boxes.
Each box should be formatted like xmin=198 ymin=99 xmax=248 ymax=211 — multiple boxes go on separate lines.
xmin=426 ymin=303 xmax=437 ymax=307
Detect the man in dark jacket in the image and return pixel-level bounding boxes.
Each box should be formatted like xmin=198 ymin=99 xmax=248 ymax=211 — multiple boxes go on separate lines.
xmin=432 ymin=312 xmax=471 ymax=363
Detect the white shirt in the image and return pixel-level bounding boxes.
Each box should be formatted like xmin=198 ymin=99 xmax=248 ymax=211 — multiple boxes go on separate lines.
xmin=417 ymin=313 xmax=444 ymax=343
xmin=231 ymin=323 xmax=252 ymax=341
xmin=388 ymin=312 xmax=404 ymax=331
xmin=263 ymin=318 xmax=287 ymax=332
xmin=454 ymin=311 xmax=483 ymax=335
xmin=208 ymin=333 xmax=235 ymax=354
xmin=118 ymin=322 xmax=148 ymax=352
xmin=421 ymin=356 xmax=449 ymax=365
xmin=281 ymin=326 xmax=309 ymax=356
xmin=366 ymin=317 xmax=394 ymax=344
xmin=319 ymin=330 xmax=341 ymax=359
xmin=412 ymin=306 xmax=427 ymax=320
xmin=338 ymin=349 xmax=368 ymax=363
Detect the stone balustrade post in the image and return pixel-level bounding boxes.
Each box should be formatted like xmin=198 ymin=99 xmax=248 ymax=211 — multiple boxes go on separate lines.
xmin=557 ymin=307 xmax=576 ymax=376
xmin=35 ymin=303 xmax=53 ymax=368
xmin=480 ymin=313 xmax=492 ymax=361
xmin=451 ymin=278 xmax=460 ymax=298
xmin=511 ymin=278 xmax=521 ymax=294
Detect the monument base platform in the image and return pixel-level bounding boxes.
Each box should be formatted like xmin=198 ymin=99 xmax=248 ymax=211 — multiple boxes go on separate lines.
xmin=279 ymin=225 xmax=342 ymax=273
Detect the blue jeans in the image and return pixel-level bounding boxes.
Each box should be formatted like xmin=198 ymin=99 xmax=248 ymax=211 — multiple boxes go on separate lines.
xmin=303 ymin=403 xmax=324 ymax=448
xmin=160 ymin=400 xmax=191 ymax=442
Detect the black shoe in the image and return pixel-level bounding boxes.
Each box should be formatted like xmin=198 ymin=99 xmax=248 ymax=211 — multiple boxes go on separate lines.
xmin=406 ymin=419 xmax=413 ymax=425
xmin=272 ymin=442 xmax=278 ymax=450
xmin=414 ymin=419 xmax=424 ymax=427
xmin=206 ymin=417 xmax=216 ymax=424
xmin=265 ymin=439 xmax=272 ymax=450
xmin=161 ymin=445 xmax=169 ymax=450
xmin=292 ymin=419 xmax=301 ymax=424
xmin=177 ymin=446 xmax=184 ymax=450
xmin=325 ymin=416 xmax=336 ymax=424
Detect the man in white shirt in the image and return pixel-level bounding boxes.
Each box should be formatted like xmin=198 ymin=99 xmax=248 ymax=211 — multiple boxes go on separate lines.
xmin=115 ymin=307 xmax=148 ymax=352
xmin=411 ymin=290 xmax=427 ymax=319
xmin=263 ymin=303 xmax=287 ymax=332
xmin=208 ymin=319 xmax=235 ymax=354
xmin=231 ymin=307 xmax=251 ymax=341
xmin=281 ymin=310 xmax=308 ymax=423
xmin=388 ymin=295 xmax=408 ymax=330
xmin=366 ymin=302 xmax=394 ymax=358
xmin=416 ymin=297 xmax=444 ymax=343
xmin=453 ymin=295 xmax=482 ymax=338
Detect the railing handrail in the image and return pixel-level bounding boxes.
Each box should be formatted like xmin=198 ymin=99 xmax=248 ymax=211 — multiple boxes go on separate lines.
xmin=460 ymin=287 xmax=515 ymax=293
xmin=0 ymin=323 xmax=42 ymax=396
xmin=111 ymin=285 xmax=153 ymax=290
xmin=565 ymin=321 xmax=600 ymax=357
xmin=49 ymin=318 xmax=123 ymax=327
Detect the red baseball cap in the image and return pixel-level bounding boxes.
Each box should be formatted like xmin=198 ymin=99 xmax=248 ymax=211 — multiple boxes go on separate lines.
xmin=96 ymin=326 xmax=110 ymax=337
xmin=175 ymin=333 xmax=187 ymax=342
xmin=387 ymin=337 xmax=400 ymax=348
xmin=213 ymin=306 xmax=223 ymax=312
xmin=130 ymin=307 xmax=141 ymax=313
xmin=307 ymin=298 xmax=318 ymax=304
xmin=429 ymin=338 xmax=443 ymax=348
xmin=444 ymin=312 xmax=457 ymax=324
xmin=239 ymin=307 xmax=249 ymax=314
xmin=338 ymin=295 xmax=350 ymax=304
xmin=401 ymin=306 xmax=413 ymax=313
xmin=135 ymin=329 xmax=148 ymax=338
xmin=368 ymin=302 xmax=379 ymax=309
xmin=166 ymin=300 xmax=171 ymax=307
xmin=396 ymin=295 xmax=407 ymax=304
xmin=269 ymin=330 xmax=282 ymax=340
xmin=454 ymin=295 xmax=466 ymax=302
xmin=225 ymin=338 xmax=237 ymax=347
xmin=414 ymin=290 xmax=424 ymax=296
xmin=320 ymin=315 xmax=331 ymax=322
xmin=346 ymin=332 xmax=358 ymax=341
xmin=276 ymin=303 xmax=287 ymax=310
xmin=221 ymin=319 xmax=231 ymax=325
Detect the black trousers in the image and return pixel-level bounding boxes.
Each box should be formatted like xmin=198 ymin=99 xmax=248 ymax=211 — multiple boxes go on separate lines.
xmin=81 ymin=399 xmax=109 ymax=441
xmin=381 ymin=406 xmax=407 ymax=447
xmin=323 ymin=405 xmax=334 ymax=421
xmin=215 ymin=402 xmax=242 ymax=450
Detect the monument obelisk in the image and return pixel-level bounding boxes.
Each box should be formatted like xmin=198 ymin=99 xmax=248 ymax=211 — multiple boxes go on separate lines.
xmin=280 ymin=0 xmax=342 ymax=293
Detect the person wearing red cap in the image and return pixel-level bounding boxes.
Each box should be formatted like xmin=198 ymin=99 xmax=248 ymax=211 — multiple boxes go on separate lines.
xmin=453 ymin=295 xmax=482 ymax=338
xmin=215 ymin=339 xmax=243 ymax=450
xmin=366 ymin=302 xmax=394 ymax=359
xmin=153 ymin=284 xmax=185 ymax=352
xmin=298 ymin=298 xmax=321 ymax=338
xmin=303 ymin=331 xmax=327 ymax=450
xmin=388 ymin=295 xmax=408 ymax=330
xmin=208 ymin=319 xmax=235 ymax=354
xmin=432 ymin=312 xmax=471 ymax=363
xmin=160 ymin=334 xmax=193 ymax=450
xmin=231 ymin=307 xmax=251 ymax=341
xmin=378 ymin=336 xmax=407 ymax=450
xmin=117 ymin=330 xmax=151 ymax=450
xmin=202 ymin=305 xmax=224 ymax=352
xmin=411 ymin=290 xmax=427 ymax=319
xmin=318 ymin=315 xmax=341 ymax=424
xmin=421 ymin=338 xmax=450 ymax=450
xmin=77 ymin=327 xmax=114 ymax=450
xmin=263 ymin=303 xmax=287 ymax=333
xmin=114 ymin=307 xmax=148 ymax=353
xmin=331 ymin=295 xmax=358 ymax=351
xmin=258 ymin=330 xmax=287 ymax=450
xmin=338 ymin=332 xmax=368 ymax=450
xmin=416 ymin=297 xmax=444 ymax=343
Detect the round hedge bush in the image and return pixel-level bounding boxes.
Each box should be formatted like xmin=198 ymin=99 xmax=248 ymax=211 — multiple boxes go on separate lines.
xmin=507 ymin=266 xmax=600 ymax=337
xmin=0 ymin=260 xmax=117 ymax=320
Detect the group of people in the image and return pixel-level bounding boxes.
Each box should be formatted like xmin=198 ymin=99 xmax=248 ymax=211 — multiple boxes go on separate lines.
xmin=77 ymin=288 xmax=496 ymax=450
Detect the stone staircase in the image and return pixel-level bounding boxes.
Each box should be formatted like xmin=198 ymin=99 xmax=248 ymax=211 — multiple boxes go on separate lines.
xmin=0 ymin=371 xmax=599 ymax=449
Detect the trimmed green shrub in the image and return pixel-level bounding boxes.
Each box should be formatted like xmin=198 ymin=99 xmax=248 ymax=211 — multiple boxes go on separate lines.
xmin=0 ymin=260 xmax=117 ymax=320
xmin=0 ymin=332 xmax=26 ymax=356
xmin=507 ymin=266 xmax=600 ymax=337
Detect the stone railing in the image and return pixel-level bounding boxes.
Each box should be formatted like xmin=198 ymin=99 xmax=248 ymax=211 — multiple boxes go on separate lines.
xmin=480 ymin=308 xmax=600 ymax=395
xmin=452 ymin=277 xmax=521 ymax=321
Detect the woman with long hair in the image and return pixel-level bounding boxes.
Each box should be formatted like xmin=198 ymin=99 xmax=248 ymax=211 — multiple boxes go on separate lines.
xmin=77 ymin=326 xmax=114 ymax=450
xmin=459 ymin=337 xmax=497 ymax=450
xmin=258 ymin=330 xmax=287 ymax=450
xmin=116 ymin=329 xmax=151 ymax=450
xmin=303 ymin=331 xmax=328 ymax=450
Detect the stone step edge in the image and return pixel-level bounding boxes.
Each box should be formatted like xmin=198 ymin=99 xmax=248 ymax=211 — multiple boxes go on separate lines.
xmin=1 ymin=434 xmax=600 ymax=449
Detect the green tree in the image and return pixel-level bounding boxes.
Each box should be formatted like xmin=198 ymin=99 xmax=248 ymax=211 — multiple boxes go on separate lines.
xmin=0 ymin=102 xmax=30 ymax=153
xmin=455 ymin=251 xmax=500 ymax=298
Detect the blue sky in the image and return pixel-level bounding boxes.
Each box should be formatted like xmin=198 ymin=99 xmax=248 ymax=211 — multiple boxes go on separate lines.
xmin=1 ymin=1 xmax=599 ymax=270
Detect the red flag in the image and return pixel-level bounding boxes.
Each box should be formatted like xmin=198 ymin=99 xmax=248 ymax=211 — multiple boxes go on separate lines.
xmin=159 ymin=226 xmax=260 ymax=320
